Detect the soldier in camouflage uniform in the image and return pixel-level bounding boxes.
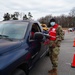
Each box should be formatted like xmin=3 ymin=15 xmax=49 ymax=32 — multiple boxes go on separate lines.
xmin=48 ymin=18 xmax=63 ymax=74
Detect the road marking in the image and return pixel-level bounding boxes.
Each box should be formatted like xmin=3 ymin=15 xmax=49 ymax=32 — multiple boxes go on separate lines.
xmin=66 ymin=63 xmax=71 ymax=65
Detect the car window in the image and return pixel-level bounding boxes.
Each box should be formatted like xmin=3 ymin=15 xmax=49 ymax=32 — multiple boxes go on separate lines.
xmin=0 ymin=22 xmax=28 ymax=39
xmin=30 ymin=23 xmax=41 ymax=40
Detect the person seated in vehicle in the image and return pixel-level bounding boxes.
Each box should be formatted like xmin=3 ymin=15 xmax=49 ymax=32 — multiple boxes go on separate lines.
xmin=30 ymin=28 xmax=35 ymax=39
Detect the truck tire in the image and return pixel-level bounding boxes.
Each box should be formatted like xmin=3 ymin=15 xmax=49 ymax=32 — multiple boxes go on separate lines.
xmin=12 ymin=69 xmax=26 ymax=75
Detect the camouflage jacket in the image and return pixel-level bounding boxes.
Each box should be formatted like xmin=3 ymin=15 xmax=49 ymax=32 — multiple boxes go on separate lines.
xmin=56 ymin=25 xmax=63 ymax=41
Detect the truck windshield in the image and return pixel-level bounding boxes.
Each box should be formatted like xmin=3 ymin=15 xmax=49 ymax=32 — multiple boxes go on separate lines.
xmin=0 ymin=22 xmax=28 ymax=39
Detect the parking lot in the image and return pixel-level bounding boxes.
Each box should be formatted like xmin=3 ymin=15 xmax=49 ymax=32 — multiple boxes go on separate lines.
xmin=29 ymin=31 xmax=75 ymax=75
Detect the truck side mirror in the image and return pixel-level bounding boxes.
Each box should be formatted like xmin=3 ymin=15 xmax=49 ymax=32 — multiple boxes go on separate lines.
xmin=34 ymin=32 xmax=43 ymax=40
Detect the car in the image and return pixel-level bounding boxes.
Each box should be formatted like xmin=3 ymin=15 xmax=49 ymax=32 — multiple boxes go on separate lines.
xmin=72 ymin=27 xmax=75 ymax=31
xmin=68 ymin=28 xmax=73 ymax=32
xmin=0 ymin=20 xmax=49 ymax=75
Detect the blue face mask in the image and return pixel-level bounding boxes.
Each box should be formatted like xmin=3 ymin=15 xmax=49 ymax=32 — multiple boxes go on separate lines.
xmin=50 ymin=22 xmax=55 ymax=26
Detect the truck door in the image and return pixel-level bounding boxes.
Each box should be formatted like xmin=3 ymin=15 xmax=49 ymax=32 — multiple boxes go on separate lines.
xmin=28 ymin=23 xmax=48 ymax=62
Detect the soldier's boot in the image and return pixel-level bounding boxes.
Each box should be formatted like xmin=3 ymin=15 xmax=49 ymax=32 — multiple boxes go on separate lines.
xmin=53 ymin=71 xmax=57 ymax=75
xmin=48 ymin=68 xmax=57 ymax=73
xmin=48 ymin=72 xmax=57 ymax=75
xmin=62 ymin=38 xmax=64 ymax=40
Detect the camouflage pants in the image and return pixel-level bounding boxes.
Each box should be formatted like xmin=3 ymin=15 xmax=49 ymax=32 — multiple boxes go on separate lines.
xmin=49 ymin=41 xmax=60 ymax=69
xmin=61 ymin=35 xmax=64 ymax=40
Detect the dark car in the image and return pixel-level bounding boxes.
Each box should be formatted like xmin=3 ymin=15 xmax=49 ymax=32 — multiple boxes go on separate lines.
xmin=0 ymin=20 xmax=49 ymax=75
xmin=72 ymin=27 xmax=75 ymax=31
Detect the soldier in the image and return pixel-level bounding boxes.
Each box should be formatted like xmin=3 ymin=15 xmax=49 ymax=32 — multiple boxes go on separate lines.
xmin=48 ymin=18 xmax=63 ymax=75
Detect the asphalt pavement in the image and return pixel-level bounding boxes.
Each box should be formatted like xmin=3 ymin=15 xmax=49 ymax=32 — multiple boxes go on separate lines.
xmin=58 ymin=31 xmax=75 ymax=75
xmin=29 ymin=31 xmax=75 ymax=75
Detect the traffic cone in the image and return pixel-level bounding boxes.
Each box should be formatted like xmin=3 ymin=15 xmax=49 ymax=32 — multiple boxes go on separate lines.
xmin=71 ymin=54 xmax=75 ymax=68
xmin=73 ymin=38 xmax=75 ymax=47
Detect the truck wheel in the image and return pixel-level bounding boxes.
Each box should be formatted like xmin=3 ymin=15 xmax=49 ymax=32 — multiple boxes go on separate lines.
xmin=12 ymin=69 xmax=26 ymax=75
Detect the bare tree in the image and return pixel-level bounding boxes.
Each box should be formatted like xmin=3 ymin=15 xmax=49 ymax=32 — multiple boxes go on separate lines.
xmin=69 ymin=7 xmax=75 ymax=17
xmin=38 ymin=15 xmax=52 ymax=27
xmin=69 ymin=7 xmax=75 ymax=27
xmin=11 ymin=12 xmax=19 ymax=20
xmin=11 ymin=14 xmax=18 ymax=20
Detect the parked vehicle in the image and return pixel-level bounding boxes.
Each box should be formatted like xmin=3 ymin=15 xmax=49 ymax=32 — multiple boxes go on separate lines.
xmin=72 ymin=27 xmax=75 ymax=31
xmin=68 ymin=28 xmax=73 ymax=32
xmin=0 ymin=20 xmax=49 ymax=75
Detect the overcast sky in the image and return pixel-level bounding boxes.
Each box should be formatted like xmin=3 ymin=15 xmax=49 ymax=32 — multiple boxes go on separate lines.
xmin=0 ymin=0 xmax=75 ymax=20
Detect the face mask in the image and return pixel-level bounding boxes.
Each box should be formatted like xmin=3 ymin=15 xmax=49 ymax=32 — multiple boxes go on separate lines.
xmin=50 ymin=22 xmax=55 ymax=26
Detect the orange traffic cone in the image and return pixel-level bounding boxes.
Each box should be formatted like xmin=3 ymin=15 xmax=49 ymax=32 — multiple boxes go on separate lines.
xmin=73 ymin=38 xmax=75 ymax=47
xmin=71 ymin=54 xmax=75 ymax=68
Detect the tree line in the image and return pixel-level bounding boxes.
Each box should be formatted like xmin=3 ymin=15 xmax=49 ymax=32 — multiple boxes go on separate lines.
xmin=3 ymin=12 xmax=33 ymax=21
xmin=3 ymin=7 xmax=75 ymax=28
xmin=38 ymin=7 xmax=75 ymax=28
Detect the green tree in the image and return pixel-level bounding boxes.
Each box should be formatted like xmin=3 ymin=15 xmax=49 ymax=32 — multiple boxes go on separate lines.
xmin=11 ymin=14 xmax=18 ymax=20
xmin=3 ymin=13 xmax=10 ymax=21
xmin=14 ymin=12 xmax=19 ymax=18
xmin=28 ymin=12 xmax=33 ymax=19
xmin=23 ymin=14 xmax=28 ymax=20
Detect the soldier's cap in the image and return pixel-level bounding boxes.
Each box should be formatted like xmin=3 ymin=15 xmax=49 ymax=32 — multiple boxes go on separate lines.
xmin=50 ymin=18 xmax=56 ymax=22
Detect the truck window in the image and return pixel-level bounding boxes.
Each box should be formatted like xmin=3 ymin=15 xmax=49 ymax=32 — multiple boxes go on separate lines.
xmin=30 ymin=23 xmax=41 ymax=40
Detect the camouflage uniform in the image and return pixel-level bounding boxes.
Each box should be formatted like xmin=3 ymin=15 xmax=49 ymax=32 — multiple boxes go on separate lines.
xmin=61 ymin=30 xmax=65 ymax=40
xmin=49 ymin=25 xmax=63 ymax=69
